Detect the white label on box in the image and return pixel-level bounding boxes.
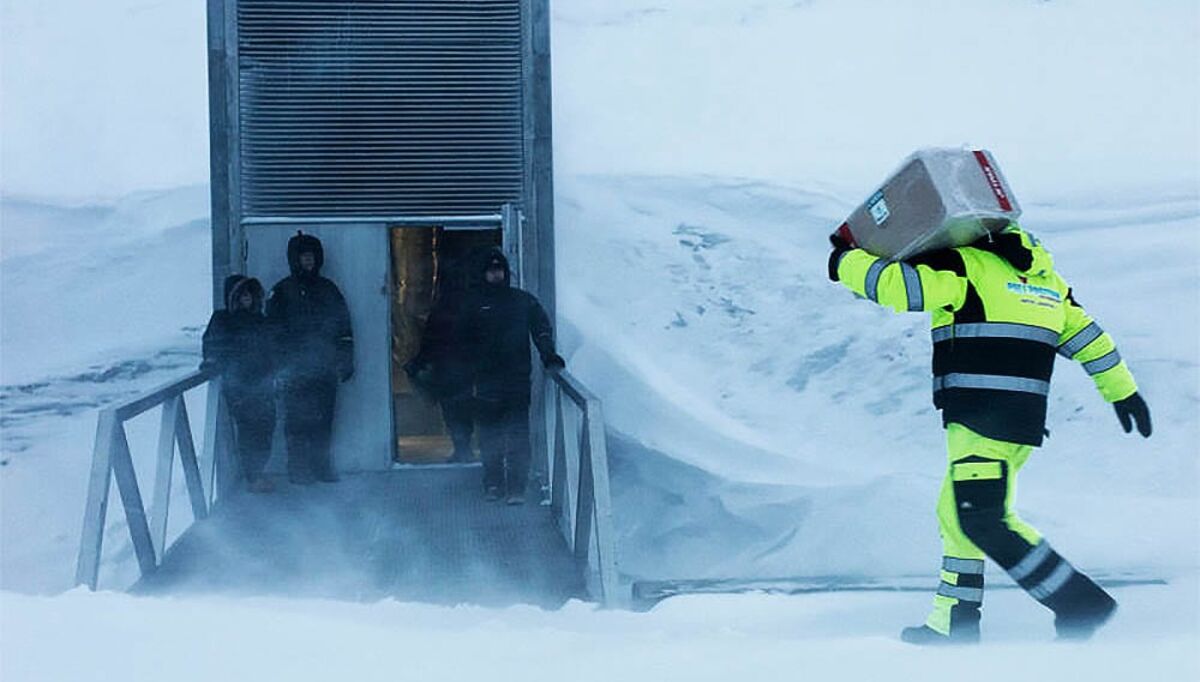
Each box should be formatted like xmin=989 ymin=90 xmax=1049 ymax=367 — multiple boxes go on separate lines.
xmin=868 ymin=190 xmax=890 ymax=226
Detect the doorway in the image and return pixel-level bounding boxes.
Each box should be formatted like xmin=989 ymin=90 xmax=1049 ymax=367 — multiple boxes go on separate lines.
xmin=390 ymin=226 xmax=501 ymax=464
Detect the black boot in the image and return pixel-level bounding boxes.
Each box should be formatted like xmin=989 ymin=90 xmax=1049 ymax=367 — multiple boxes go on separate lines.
xmin=1044 ymin=573 xmax=1118 ymax=640
xmin=900 ymin=624 xmax=980 ymax=645
xmin=902 ymin=599 xmax=981 ymax=645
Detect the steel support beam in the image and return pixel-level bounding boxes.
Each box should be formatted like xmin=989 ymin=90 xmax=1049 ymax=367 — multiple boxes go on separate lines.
xmin=75 ymin=410 xmax=119 ymax=589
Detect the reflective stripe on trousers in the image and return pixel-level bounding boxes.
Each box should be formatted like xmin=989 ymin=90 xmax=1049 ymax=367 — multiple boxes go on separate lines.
xmin=943 ymin=556 xmax=985 ymax=575
xmin=937 ymin=581 xmax=984 ymax=602
xmin=933 ymin=373 xmax=1051 ymax=395
xmin=1005 ymin=539 xmax=1079 ymax=602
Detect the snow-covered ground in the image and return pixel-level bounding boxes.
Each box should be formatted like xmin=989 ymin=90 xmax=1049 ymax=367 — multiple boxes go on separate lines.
xmin=4 ymin=580 xmax=1198 ymax=681
xmin=2 ymin=0 xmax=1198 ymax=679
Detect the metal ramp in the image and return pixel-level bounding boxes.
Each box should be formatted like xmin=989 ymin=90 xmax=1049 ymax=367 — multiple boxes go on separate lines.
xmin=77 ymin=370 xmax=620 ymax=607
xmin=134 ymin=467 xmax=582 ymax=607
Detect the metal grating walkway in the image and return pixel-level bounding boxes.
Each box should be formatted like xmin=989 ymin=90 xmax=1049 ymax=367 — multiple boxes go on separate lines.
xmin=134 ymin=466 xmax=582 ymax=608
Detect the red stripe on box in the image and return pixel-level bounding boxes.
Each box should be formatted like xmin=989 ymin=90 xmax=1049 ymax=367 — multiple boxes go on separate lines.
xmin=973 ymin=150 xmax=1013 ymax=212
xmin=834 ymin=222 xmax=858 ymax=248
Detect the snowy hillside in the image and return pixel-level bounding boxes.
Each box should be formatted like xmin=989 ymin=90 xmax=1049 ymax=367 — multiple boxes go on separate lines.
xmin=558 ymin=174 xmax=1200 ymax=582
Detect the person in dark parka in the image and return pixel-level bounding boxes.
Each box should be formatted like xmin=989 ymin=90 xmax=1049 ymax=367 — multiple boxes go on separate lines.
xmin=406 ymin=259 xmax=477 ymax=462
xmin=459 ymin=249 xmax=564 ymax=504
xmin=267 ymin=232 xmax=354 ymax=484
xmin=201 ymin=275 xmax=276 ymax=493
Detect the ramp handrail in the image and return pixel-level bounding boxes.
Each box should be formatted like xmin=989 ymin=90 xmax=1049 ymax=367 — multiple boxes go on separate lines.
xmin=75 ymin=368 xmax=233 ymax=590
xmin=544 ymin=370 xmax=621 ymax=606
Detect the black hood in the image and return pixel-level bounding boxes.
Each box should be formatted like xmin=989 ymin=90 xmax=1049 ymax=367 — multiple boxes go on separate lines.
xmin=968 ymin=228 xmax=1034 ymax=273
xmin=287 ymin=232 xmax=325 ymax=276
xmin=223 ymin=275 xmax=265 ymax=312
xmin=480 ymin=248 xmax=511 ymax=287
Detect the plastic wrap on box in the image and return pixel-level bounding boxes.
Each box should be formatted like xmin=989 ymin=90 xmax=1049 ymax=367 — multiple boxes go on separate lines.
xmin=834 ymin=148 xmax=1022 ymax=260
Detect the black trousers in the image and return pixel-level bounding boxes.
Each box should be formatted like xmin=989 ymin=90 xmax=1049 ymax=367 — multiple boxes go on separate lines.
xmin=226 ymin=390 xmax=275 ymax=483
xmin=440 ymin=395 xmax=475 ymax=458
xmin=280 ymin=375 xmax=338 ymax=477
xmin=476 ymin=397 xmax=530 ymax=495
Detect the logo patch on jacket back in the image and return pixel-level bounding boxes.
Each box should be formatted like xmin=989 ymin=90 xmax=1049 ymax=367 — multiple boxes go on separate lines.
xmin=1006 ymin=279 xmax=1062 ymax=309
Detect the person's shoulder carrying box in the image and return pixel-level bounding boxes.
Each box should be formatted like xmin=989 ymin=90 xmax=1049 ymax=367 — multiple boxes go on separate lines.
xmin=833 ymin=148 xmax=1022 ymax=260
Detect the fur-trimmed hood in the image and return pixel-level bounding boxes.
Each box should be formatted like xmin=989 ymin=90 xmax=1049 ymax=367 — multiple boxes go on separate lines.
xmin=223 ymin=274 xmax=265 ymax=312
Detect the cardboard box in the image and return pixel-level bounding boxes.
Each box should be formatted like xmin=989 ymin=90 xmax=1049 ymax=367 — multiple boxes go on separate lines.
xmin=834 ymin=148 xmax=1021 ymax=260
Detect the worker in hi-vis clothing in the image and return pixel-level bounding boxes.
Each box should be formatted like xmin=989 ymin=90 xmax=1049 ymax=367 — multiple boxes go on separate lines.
xmin=828 ymin=223 xmax=1152 ymax=644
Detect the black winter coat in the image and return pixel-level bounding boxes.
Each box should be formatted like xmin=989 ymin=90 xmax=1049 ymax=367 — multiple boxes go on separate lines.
xmin=266 ymin=233 xmax=354 ymax=381
xmin=267 ymin=275 xmax=353 ymax=380
xmin=202 ymin=276 xmax=274 ymax=398
xmin=411 ymin=289 xmax=474 ymax=400
xmin=459 ymin=251 xmax=560 ymax=402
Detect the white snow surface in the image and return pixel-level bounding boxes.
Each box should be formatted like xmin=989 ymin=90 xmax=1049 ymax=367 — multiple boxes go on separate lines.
xmin=1 ymin=0 xmax=1199 ymax=679
xmin=3 ymin=581 xmax=1199 ymax=681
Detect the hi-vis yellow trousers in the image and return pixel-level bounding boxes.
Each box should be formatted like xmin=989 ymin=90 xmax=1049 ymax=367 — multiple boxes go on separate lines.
xmin=926 ymin=423 xmax=1042 ymax=634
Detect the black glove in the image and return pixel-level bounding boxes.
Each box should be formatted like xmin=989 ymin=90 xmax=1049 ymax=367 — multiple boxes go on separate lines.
xmin=402 ymin=358 xmax=423 ymax=379
xmin=543 ymin=353 xmax=566 ymax=372
xmin=1113 ymin=392 xmax=1152 ymax=438
xmin=828 ymin=233 xmax=852 ymax=282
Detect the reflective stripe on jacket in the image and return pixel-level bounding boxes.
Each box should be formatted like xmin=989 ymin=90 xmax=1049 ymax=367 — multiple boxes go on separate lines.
xmin=835 ymin=225 xmax=1137 ymax=445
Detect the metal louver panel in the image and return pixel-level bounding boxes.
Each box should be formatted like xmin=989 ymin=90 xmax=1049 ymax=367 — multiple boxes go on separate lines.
xmin=238 ymin=0 xmax=525 ymax=217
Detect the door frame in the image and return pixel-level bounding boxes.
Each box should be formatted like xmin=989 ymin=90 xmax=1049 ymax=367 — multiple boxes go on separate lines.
xmin=239 ymin=209 xmax=522 ymax=473
xmin=385 ymin=208 xmax=521 ymax=467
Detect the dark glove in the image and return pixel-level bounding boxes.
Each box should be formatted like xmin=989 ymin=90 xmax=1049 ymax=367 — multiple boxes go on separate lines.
xmin=1113 ymin=392 xmax=1152 ymax=438
xmin=402 ymin=358 xmax=423 ymax=379
xmin=543 ymin=353 xmax=566 ymax=372
xmin=828 ymin=233 xmax=852 ymax=282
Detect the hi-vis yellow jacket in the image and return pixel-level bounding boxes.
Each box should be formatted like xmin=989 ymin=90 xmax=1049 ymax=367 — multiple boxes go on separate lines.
xmin=834 ymin=224 xmax=1137 ymax=445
